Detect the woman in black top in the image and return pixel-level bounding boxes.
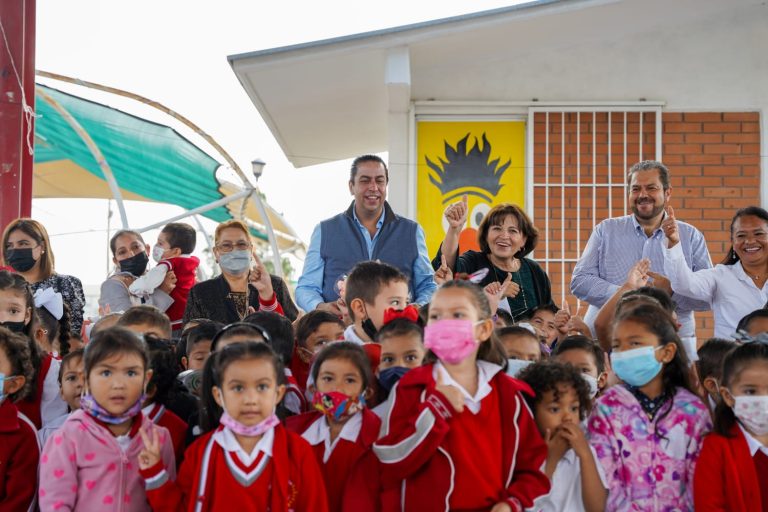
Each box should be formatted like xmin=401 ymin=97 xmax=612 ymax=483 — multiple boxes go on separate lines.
xmin=183 ymin=219 xmax=298 ymax=324
xmin=432 ymin=198 xmax=552 ymax=320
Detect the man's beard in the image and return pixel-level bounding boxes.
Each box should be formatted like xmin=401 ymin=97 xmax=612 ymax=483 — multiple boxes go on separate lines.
xmin=632 ymin=200 xmax=665 ymax=220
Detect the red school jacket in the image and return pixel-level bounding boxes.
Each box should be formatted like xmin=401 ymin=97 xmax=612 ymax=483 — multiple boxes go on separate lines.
xmin=146 ymin=403 xmax=188 ymax=465
xmin=160 ymin=255 xmax=199 ymax=328
xmin=140 ymin=424 xmax=328 ymax=512
xmin=0 ymin=399 xmax=39 ymax=511
xmin=285 ymin=408 xmax=382 ymax=512
xmin=373 ymin=363 xmax=550 ymax=512
xmin=694 ymin=424 xmax=765 ymax=512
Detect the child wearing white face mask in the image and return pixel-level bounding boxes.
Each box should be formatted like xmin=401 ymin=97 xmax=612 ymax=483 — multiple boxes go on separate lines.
xmin=518 ymin=361 xmax=608 ymax=512
xmin=694 ymin=339 xmax=768 ymax=511
xmin=498 ymin=325 xmax=543 ymax=377
xmin=553 ymin=335 xmax=608 ymax=402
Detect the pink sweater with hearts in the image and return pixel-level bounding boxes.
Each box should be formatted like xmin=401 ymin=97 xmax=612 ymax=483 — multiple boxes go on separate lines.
xmin=39 ymin=409 xmax=175 ymax=511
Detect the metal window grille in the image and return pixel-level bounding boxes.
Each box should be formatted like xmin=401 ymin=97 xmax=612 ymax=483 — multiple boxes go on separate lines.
xmin=525 ymin=106 xmax=663 ymax=303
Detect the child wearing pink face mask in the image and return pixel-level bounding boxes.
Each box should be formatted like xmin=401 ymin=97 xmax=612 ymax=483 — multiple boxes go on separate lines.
xmin=373 ymin=280 xmax=549 ymax=512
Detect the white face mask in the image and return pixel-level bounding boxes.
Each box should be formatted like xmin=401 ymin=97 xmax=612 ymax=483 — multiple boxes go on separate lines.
xmin=732 ymin=395 xmax=768 ymax=436
xmin=152 ymin=245 xmax=166 ymax=263
xmin=506 ymin=359 xmax=533 ymax=377
xmin=582 ymin=373 xmax=599 ymax=399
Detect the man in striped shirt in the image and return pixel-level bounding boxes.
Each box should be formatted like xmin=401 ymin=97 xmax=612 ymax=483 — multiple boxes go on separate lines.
xmin=570 ymin=160 xmax=712 ymax=341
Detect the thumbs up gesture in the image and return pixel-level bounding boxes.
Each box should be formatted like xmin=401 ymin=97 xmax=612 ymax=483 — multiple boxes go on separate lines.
xmin=661 ymin=206 xmax=680 ymax=247
xmin=444 ymin=194 xmax=469 ymax=231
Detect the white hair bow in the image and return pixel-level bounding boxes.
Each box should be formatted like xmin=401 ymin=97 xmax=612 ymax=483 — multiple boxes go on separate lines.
xmin=33 ymin=287 xmax=63 ymax=320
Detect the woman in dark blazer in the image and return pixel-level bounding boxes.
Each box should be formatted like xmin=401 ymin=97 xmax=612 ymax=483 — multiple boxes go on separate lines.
xmin=183 ymin=220 xmax=298 ymax=324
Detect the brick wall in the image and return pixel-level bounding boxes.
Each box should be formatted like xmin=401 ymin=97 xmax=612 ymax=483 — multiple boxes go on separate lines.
xmin=532 ymin=111 xmax=761 ymax=340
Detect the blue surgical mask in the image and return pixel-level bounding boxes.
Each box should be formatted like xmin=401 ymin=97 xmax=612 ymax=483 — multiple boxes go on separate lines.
xmin=378 ymin=366 xmax=409 ymax=394
xmin=0 ymin=373 xmax=7 ymax=403
xmin=219 ymin=250 xmax=251 ymax=275
xmin=506 ymin=359 xmax=533 ymax=377
xmin=611 ymin=346 xmax=663 ymax=387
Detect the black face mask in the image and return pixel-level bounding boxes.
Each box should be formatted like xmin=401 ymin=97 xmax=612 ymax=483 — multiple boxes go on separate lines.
xmin=6 ymin=248 xmax=37 ymax=272
xmin=119 ymin=251 xmax=149 ymax=277
xmin=0 ymin=321 xmax=26 ymax=334
xmin=361 ymin=317 xmax=378 ymax=341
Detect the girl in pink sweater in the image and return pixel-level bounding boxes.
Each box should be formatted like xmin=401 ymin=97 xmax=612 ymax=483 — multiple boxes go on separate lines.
xmin=39 ymin=326 xmax=175 ymax=511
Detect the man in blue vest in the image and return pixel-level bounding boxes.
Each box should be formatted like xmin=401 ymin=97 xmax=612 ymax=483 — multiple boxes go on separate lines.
xmin=296 ymin=154 xmax=436 ymax=315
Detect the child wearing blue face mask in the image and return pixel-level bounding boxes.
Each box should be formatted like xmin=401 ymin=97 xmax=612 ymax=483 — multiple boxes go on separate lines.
xmin=587 ymin=302 xmax=711 ymax=511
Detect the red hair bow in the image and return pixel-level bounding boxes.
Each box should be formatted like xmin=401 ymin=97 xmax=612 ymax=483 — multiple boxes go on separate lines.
xmin=383 ymin=305 xmax=420 ymax=325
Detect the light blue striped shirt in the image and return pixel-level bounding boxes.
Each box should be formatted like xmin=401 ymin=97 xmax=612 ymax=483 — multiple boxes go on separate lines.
xmin=570 ymin=214 xmax=712 ymax=338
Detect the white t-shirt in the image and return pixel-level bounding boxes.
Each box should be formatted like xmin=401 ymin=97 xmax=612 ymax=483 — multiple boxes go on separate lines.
xmin=528 ymin=446 xmax=608 ymax=512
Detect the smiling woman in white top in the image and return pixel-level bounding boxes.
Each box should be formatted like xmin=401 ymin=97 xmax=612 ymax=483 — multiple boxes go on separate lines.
xmin=662 ymin=206 xmax=768 ymax=338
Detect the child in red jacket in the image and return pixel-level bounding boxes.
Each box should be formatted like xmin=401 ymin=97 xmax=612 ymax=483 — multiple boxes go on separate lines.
xmin=0 ymin=327 xmax=39 ymax=511
xmin=374 ymin=280 xmax=550 ymax=512
xmin=130 ymin=222 xmax=199 ymax=333
xmin=286 ymin=341 xmax=382 ymax=511
xmin=694 ymin=339 xmax=768 ymax=512
xmin=139 ymin=341 xmax=327 ymax=511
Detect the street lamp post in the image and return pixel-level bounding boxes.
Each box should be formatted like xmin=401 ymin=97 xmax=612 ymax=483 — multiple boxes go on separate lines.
xmin=250 ymin=159 xmax=283 ymax=278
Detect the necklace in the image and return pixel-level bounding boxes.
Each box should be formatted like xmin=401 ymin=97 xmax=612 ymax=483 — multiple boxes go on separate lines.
xmin=491 ymin=258 xmax=528 ymax=319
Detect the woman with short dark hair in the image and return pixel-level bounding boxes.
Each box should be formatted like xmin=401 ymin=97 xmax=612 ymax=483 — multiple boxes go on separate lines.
xmin=433 ymin=199 xmax=552 ymax=320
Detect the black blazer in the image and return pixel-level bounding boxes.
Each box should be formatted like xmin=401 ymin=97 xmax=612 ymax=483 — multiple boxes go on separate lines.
xmin=183 ymin=274 xmax=298 ymax=324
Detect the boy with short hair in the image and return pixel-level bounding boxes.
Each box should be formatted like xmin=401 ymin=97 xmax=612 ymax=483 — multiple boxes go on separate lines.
xmin=526 ymin=303 xmax=559 ymax=348
xmin=117 ymin=304 xmax=172 ymax=339
xmin=553 ymin=335 xmax=608 ymax=399
xmin=130 ymin=222 xmax=199 ymax=333
xmin=181 ymin=320 xmax=221 ymax=371
xmin=498 ymin=324 xmax=543 ymax=377
xmin=343 ymin=261 xmax=410 ymax=344
xmin=291 ymin=311 xmax=345 ymax=391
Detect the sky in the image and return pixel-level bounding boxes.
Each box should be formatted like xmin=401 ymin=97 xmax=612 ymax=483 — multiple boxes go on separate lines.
xmin=31 ymin=0 xmax=522 ymax=299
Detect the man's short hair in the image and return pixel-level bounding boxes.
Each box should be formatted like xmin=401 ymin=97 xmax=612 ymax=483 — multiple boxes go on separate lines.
xmin=627 ymin=160 xmax=670 ymax=191
xmin=117 ymin=305 xmax=172 ymax=338
xmin=162 ymin=222 xmax=196 ymax=254
xmin=344 ymin=261 xmax=408 ymax=321
xmin=349 ymin=154 xmax=388 ymax=183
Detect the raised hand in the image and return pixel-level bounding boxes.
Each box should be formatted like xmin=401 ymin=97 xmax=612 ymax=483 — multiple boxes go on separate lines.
xmin=661 ymin=206 xmax=680 ymax=247
xmin=647 ymin=271 xmax=673 ymax=296
xmin=435 ymin=371 xmax=465 ymax=413
xmin=444 ymin=194 xmax=468 ymax=232
xmin=434 ymin=254 xmax=454 ymax=286
xmin=159 ymin=270 xmax=177 ymax=294
xmin=555 ymin=299 xmax=572 ymax=335
xmin=626 ymin=259 xmax=651 ymax=289
xmin=484 ymin=272 xmax=513 ymax=314
xmin=138 ymin=427 xmax=162 ymax=470
xmin=248 ymin=251 xmax=274 ymax=300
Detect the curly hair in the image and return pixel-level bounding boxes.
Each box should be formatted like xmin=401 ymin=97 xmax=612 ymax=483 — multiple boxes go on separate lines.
xmin=0 ymin=327 xmax=34 ymax=401
xmin=518 ymin=360 xmax=593 ymax=421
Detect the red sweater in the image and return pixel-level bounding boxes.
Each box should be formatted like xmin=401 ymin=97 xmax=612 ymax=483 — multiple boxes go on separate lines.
xmin=140 ymin=424 xmax=328 ymax=512
xmin=146 ymin=403 xmax=188 ymax=465
xmin=286 ymin=409 xmax=382 ymax=512
xmin=373 ymin=364 xmax=549 ymax=512
xmin=694 ymin=424 xmax=765 ymax=512
xmin=160 ymin=256 xmax=199 ymax=328
xmin=0 ymin=400 xmax=39 ymax=510
xmin=16 ymin=352 xmax=53 ymax=429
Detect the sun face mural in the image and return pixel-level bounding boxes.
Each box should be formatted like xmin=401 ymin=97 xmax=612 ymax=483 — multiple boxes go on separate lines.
xmin=417 ymin=121 xmax=526 ymax=257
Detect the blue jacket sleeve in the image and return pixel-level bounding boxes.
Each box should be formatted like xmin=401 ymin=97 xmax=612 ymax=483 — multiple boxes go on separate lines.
xmin=570 ymin=222 xmax=620 ymax=307
xmin=295 ymin=225 xmax=326 ymax=312
xmin=412 ymin=226 xmax=437 ymax=305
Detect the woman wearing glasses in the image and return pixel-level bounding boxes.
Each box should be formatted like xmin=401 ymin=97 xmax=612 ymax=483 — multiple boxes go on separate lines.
xmin=183 ymin=220 xmax=298 ymax=324
xmin=2 ymin=218 xmax=86 ymax=337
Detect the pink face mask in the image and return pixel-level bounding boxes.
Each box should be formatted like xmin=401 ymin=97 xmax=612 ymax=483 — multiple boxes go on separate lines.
xmin=424 ymin=319 xmax=480 ymax=365
xmin=220 ymin=410 xmax=280 ymax=437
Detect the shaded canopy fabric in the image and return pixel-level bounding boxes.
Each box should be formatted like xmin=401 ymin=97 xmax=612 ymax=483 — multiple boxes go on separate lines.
xmin=32 ymin=84 xmax=303 ymax=252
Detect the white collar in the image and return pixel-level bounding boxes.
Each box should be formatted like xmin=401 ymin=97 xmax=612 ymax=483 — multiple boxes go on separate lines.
xmin=343 ymin=324 xmax=367 ymax=345
xmin=214 ymin=425 xmax=275 ymax=466
xmin=303 ymin=412 xmax=363 ymax=463
xmin=433 ymin=360 xmax=502 ymax=414
xmin=738 ymin=422 xmax=768 ymax=457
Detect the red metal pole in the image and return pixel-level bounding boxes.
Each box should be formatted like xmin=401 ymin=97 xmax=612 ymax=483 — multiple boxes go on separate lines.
xmin=0 ymin=0 xmax=35 ymax=232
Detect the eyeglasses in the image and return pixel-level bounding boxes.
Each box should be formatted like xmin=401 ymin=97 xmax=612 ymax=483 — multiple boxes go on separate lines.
xmin=215 ymin=241 xmax=251 ymax=253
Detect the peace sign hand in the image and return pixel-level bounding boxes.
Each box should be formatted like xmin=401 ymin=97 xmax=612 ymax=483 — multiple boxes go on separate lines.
xmin=138 ymin=427 xmax=162 ymax=470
